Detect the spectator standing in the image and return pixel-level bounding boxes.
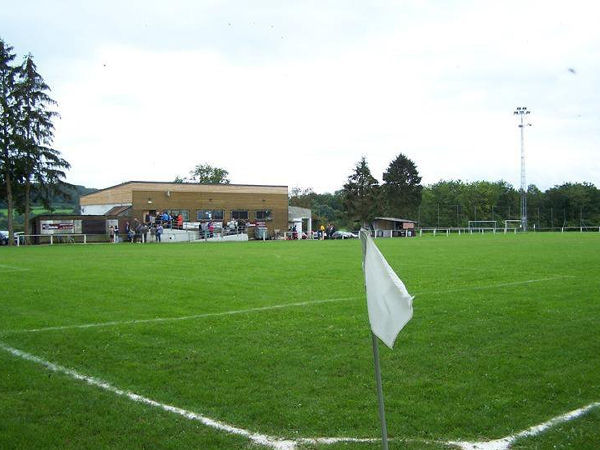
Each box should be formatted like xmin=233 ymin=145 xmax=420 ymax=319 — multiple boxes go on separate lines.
xmin=156 ymin=224 xmax=163 ymax=242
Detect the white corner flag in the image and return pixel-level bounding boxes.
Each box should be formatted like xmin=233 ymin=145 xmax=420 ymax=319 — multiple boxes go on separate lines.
xmin=360 ymin=230 xmax=414 ymax=349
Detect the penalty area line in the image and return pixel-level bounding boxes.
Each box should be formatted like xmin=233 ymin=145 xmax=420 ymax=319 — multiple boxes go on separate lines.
xmin=7 ymin=297 xmax=360 ymax=335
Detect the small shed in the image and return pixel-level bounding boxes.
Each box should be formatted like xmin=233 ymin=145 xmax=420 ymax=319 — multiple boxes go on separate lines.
xmin=372 ymin=217 xmax=417 ymax=237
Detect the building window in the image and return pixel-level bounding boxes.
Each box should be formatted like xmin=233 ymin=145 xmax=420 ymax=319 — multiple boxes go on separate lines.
xmin=197 ymin=210 xmax=224 ymax=221
xmin=231 ymin=210 xmax=249 ymax=220
xmin=255 ymin=210 xmax=272 ymax=221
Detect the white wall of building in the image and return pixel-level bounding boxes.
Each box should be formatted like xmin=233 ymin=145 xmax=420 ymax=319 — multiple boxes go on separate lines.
xmin=80 ymin=203 xmax=131 ymax=215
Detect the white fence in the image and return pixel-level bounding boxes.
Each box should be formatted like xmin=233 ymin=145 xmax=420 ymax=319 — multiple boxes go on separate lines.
xmin=418 ymin=226 xmax=600 ymax=237
xmin=418 ymin=227 xmax=498 ymax=237
xmin=13 ymin=234 xmax=89 ymax=246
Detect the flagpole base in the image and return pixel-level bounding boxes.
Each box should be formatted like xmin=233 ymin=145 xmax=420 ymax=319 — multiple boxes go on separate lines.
xmin=371 ymin=332 xmax=389 ymax=450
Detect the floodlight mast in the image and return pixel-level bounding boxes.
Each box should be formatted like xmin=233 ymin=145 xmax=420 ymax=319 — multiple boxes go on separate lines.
xmin=514 ymin=106 xmax=532 ymax=231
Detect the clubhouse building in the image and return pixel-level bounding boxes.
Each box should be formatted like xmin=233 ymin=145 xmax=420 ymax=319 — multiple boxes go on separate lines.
xmin=79 ymin=181 xmax=290 ymax=237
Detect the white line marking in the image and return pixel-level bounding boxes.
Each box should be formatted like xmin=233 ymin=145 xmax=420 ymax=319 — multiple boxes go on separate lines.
xmin=6 ymin=297 xmax=359 ymax=334
xmin=0 ymin=264 xmax=30 ymax=272
xmin=0 ymin=341 xmax=297 ymax=450
xmin=3 ymin=276 xmax=575 ymax=335
xmin=449 ymin=401 xmax=600 ymax=449
xmin=418 ymin=276 xmax=574 ymax=296
xmin=1 ymin=341 xmax=598 ymax=449
xmin=295 ymin=436 xmax=442 ymax=446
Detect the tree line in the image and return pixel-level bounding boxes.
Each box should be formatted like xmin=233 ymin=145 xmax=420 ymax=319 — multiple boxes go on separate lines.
xmin=0 ymin=38 xmax=69 ymax=244
xmin=290 ymin=155 xmax=600 ymax=230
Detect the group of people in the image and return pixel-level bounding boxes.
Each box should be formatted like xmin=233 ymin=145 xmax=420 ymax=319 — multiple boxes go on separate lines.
xmin=108 ymin=225 xmax=119 ymax=243
xmin=199 ymin=219 xmax=246 ymax=239
xmin=108 ymin=213 xmax=250 ymax=243
xmin=286 ymin=223 xmax=336 ymax=240
xmin=118 ymin=211 xmax=184 ymax=243
xmin=145 ymin=211 xmax=184 ymax=230
xmin=109 ymin=218 xmax=165 ymax=243
xmin=318 ymin=224 xmax=336 ymax=240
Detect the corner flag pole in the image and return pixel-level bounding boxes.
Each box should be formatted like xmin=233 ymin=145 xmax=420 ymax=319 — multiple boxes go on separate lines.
xmin=361 ymin=229 xmax=414 ymax=449
xmin=371 ymin=331 xmax=389 ymax=450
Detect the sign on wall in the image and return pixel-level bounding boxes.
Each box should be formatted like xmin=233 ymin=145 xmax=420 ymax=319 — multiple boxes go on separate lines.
xmin=40 ymin=220 xmax=82 ymax=235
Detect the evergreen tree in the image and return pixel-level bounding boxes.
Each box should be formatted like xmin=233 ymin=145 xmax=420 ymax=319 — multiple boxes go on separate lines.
xmin=0 ymin=39 xmax=18 ymax=244
xmin=14 ymin=54 xmax=70 ymax=236
xmin=342 ymin=156 xmax=380 ymax=228
xmin=382 ymin=153 xmax=422 ymax=219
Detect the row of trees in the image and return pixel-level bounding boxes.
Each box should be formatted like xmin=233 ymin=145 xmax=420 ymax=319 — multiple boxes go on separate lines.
xmin=290 ymin=155 xmax=600 ymax=230
xmin=1 ymin=38 xmax=69 ymax=244
xmin=420 ymin=180 xmax=600 ymax=228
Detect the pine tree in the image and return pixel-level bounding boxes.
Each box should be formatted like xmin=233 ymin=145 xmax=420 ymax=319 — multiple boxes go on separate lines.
xmin=13 ymin=54 xmax=69 ymax=236
xmin=342 ymin=156 xmax=381 ymax=228
xmin=382 ymin=153 xmax=422 ymax=219
xmin=0 ymin=39 xmax=18 ymax=244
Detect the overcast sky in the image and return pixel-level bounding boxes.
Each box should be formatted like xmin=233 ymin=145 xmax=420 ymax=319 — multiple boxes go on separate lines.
xmin=2 ymin=1 xmax=599 ymax=193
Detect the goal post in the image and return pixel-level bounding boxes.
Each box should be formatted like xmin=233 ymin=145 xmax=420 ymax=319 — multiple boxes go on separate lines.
xmin=504 ymin=220 xmax=522 ymax=234
xmin=468 ymin=221 xmax=497 ymax=233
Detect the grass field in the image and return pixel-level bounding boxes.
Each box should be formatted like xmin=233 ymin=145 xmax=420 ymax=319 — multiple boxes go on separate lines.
xmin=1 ymin=233 xmax=599 ymax=449
xmin=0 ymin=206 xmax=75 ymax=218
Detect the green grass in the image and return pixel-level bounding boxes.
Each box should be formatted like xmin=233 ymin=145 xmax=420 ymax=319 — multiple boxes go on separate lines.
xmin=0 ymin=206 xmax=75 ymax=217
xmin=0 ymin=233 xmax=599 ymax=449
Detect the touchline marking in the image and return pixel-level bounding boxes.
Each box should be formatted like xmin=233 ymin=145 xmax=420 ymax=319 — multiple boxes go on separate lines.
xmin=8 ymin=297 xmax=360 ymax=334
xmin=0 ymin=341 xmax=296 ymax=450
xmin=418 ymin=275 xmax=574 ymax=296
xmin=1 ymin=341 xmax=597 ymax=449
xmin=0 ymin=264 xmax=30 ymax=272
xmin=448 ymin=401 xmax=600 ymax=449
xmin=0 ymin=341 xmax=432 ymax=449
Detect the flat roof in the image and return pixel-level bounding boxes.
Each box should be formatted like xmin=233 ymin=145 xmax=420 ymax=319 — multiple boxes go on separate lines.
xmin=80 ymin=181 xmax=288 ymax=203
xmin=374 ymin=217 xmax=417 ymax=223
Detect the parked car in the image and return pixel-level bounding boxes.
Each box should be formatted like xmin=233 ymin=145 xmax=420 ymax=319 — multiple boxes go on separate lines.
xmin=332 ymin=230 xmax=358 ymax=239
xmin=0 ymin=231 xmax=25 ymax=245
